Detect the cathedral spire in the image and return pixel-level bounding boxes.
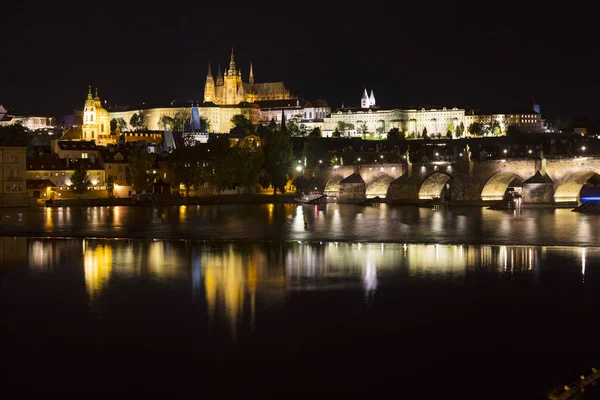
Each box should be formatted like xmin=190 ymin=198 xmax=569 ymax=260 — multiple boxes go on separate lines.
xmin=216 ymin=64 xmax=223 ymax=85
xmin=94 ymin=87 xmax=100 ymax=100
xmin=249 ymin=62 xmax=254 ymax=85
xmin=207 ymin=61 xmax=212 ymax=78
xmin=229 ymin=47 xmax=236 ymax=73
xmin=87 ymin=85 xmax=92 ymax=100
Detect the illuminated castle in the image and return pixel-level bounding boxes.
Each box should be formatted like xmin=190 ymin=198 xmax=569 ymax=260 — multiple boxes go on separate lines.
xmin=204 ymin=48 xmax=295 ymax=105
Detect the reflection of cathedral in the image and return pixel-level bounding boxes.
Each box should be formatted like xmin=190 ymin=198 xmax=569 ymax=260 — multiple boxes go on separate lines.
xmin=204 ymin=48 xmax=295 ymax=105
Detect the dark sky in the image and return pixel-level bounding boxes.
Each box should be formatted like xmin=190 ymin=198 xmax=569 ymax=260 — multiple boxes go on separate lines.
xmin=1 ymin=2 xmax=598 ymax=120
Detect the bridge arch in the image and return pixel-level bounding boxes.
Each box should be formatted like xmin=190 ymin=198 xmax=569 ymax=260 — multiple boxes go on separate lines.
xmin=480 ymin=171 xmax=525 ymax=201
xmin=366 ymin=174 xmax=394 ymax=198
xmin=324 ymin=174 xmax=345 ymax=196
xmin=418 ymin=172 xmax=453 ymax=200
xmin=554 ymin=169 xmax=600 ymax=203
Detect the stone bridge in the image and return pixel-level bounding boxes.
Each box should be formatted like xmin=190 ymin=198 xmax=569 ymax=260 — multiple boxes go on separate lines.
xmin=318 ymin=156 xmax=600 ymax=204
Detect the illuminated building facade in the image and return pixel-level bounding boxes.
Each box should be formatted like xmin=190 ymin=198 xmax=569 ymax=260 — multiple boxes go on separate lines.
xmin=204 ymin=48 xmax=295 ymax=105
xmin=82 ymin=86 xmax=112 ymax=146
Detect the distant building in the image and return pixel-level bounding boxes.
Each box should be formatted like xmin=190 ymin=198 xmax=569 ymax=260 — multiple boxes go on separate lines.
xmin=82 ymin=86 xmax=112 ymax=146
xmin=0 ymin=135 xmax=28 ymax=206
xmin=0 ymin=104 xmax=54 ymax=130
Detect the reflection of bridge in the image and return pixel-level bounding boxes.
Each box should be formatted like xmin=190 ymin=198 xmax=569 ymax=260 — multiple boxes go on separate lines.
xmin=321 ymin=157 xmax=600 ymax=204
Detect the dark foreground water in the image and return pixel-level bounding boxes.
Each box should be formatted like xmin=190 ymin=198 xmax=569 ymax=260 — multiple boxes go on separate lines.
xmin=2 ymin=235 xmax=599 ymax=398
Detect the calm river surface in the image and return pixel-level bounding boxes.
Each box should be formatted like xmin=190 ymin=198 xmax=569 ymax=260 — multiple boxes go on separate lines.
xmin=2 ymin=204 xmax=600 ymax=398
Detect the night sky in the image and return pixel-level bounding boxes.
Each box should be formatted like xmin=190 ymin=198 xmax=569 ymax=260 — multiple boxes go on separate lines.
xmin=2 ymin=2 xmax=598 ymax=120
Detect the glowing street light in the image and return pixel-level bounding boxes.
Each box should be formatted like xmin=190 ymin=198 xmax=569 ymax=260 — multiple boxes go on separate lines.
xmin=582 ymin=146 xmax=586 ymax=151
xmin=528 ymin=150 xmax=532 ymax=154
xmin=380 ymin=155 xmax=383 ymax=159
xmin=459 ymin=153 xmax=463 ymax=157
xmin=357 ymin=157 xmax=361 ymax=162
xmin=503 ymin=149 xmax=507 ymax=154
xmin=319 ymin=160 xmax=322 ymax=164
xmin=435 ymin=152 xmax=439 ymax=156
xmin=295 ymin=165 xmax=303 ymax=172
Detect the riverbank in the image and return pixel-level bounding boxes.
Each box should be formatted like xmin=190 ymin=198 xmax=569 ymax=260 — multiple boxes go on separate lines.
xmin=42 ymin=194 xmax=299 ymax=207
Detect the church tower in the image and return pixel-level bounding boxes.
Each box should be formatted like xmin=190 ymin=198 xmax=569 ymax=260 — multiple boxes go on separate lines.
xmin=216 ymin=64 xmax=223 ymax=86
xmin=369 ymin=89 xmax=376 ymax=108
xmin=83 ymin=86 xmax=97 ymax=140
xmin=223 ymin=47 xmax=244 ymax=105
xmin=204 ymin=62 xmax=216 ymax=103
xmin=249 ymin=62 xmax=254 ymax=86
xmin=361 ymin=88 xmax=369 ymax=108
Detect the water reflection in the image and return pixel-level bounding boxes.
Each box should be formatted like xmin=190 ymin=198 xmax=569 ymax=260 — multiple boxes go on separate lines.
xmin=83 ymin=241 xmax=113 ymax=305
xmin=2 ymin=237 xmax=596 ymax=340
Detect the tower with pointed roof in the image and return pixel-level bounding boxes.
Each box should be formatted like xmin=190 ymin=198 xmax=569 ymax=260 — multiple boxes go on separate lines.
xmin=360 ymin=87 xmax=376 ymax=109
xmin=249 ymin=62 xmax=254 ymax=86
xmin=81 ymin=85 xmax=112 ymax=145
xmin=361 ymin=88 xmax=369 ymax=108
xmin=204 ymin=62 xmax=216 ymax=103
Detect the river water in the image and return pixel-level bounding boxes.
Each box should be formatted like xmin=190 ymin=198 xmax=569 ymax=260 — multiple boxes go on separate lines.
xmin=2 ymin=204 xmax=600 ymax=398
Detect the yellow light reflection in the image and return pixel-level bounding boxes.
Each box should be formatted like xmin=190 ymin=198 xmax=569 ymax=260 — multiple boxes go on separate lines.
xmin=179 ymin=205 xmax=187 ymax=222
xmin=202 ymin=246 xmax=258 ymax=339
xmin=45 ymin=207 xmax=53 ymax=229
xmin=267 ymin=203 xmax=274 ymax=225
xmin=84 ymin=244 xmax=113 ymax=306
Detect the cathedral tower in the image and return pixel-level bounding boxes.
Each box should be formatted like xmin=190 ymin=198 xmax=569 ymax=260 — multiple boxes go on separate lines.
xmin=369 ymin=90 xmax=376 ymax=108
xmin=204 ymin=62 xmax=216 ymax=103
xmin=361 ymin=88 xmax=369 ymax=108
xmin=249 ymin=62 xmax=254 ymax=86
xmin=223 ymin=47 xmax=244 ymax=105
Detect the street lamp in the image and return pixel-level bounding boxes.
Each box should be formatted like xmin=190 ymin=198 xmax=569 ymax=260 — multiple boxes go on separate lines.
xmin=295 ymin=165 xmax=303 ymax=172
xmin=357 ymin=157 xmax=361 ymax=162
xmin=380 ymin=155 xmax=383 ymax=159
xmin=528 ymin=150 xmax=532 ymax=154
xmin=503 ymin=149 xmax=507 ymax=154
xmin=319 ymin=160 xmax=322 ymax=164
xmin=582 ymin=146 xmax=586 ymax=151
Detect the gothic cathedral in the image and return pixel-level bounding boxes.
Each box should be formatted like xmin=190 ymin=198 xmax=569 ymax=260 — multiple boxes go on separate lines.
xmin=203 ymin=48 xmax=295 ymax=105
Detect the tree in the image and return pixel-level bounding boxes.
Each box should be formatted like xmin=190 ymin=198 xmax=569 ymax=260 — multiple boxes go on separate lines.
xmin=111 ymin=117 xmax=127 ymax=133
xmin=303 ymin=138 xmax=329 ymax=168
xmin=308 ymin=127 xmax=322 ymax=137
xmin=387 ymin=127 xmax=405 ymax=141
xmin=231 ymin=114 xmax=253 ymax=135
xmin=128 ymin=146 xmax=154 ymax=194
xmin=468 ymin=122 xmax=483 ymax=137
xmin=71 ymin=166 xmax=91 ymax=196
xmin=209 ymin=135 xmax=235 ymax=194
xmin=260 ymin=126 xmax=294 ymax=195
xmin=506 ymin=124 xmax=521 ymax=137
xmin=332 ymin=129 xmax=342 ymax=138
xmin=170 ymin=143 xmax=209 ymax=197
xmin=158 ymin=114 xmax=175 ymax=131
xmin=446 ymin=130 xmax=452 ymax=139
xmin=492 ymin=121 xmax=502 ymax=136
xmin=287 ymin=120 xmax=300 ymax=137
xmin=359 ymin=122 xmax=369 ymax=137
xmin=447 ymin=123 xmax=455 ymax=135
xmin=456 ymin=122 xmax=465 ymax=138
xmin=232 ymin=144 xmax=264 ymax=193
xmin=299 ymin=124 xmax=308 ymax=137
xmin=171 ymin=109 xmax=191 ymax=132
xmin=336 ymin=121 xmax=347 ymax=134
xmin=200 ymin=117 xmax=210 ymax=132
xmin=129 ymin=111 xmax=146 ymax=131
xmin=422 ymin=127 xmax=428 ymax=139
xmin=106 ymin=174 xmax=115 ymax=198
